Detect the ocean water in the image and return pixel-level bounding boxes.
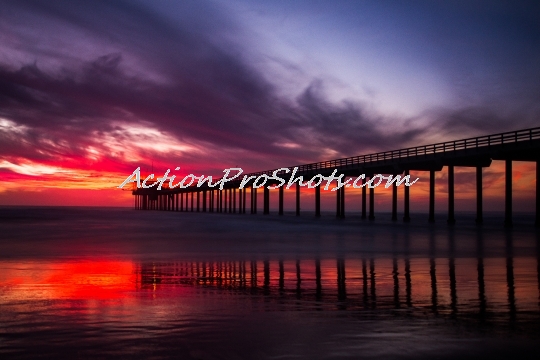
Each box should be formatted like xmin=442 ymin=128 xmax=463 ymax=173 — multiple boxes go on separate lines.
xmin=0 ymin=206 xmax=539 ymax=359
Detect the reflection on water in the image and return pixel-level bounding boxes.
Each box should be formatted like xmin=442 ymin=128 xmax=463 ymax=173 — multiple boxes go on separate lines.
xmin=2 ymin=251 xmax=540 ymax=358
xmin=1 ymin=208 xmax=540 ymax=359
xmin=131 ymin=254 xmax=539 ymax=321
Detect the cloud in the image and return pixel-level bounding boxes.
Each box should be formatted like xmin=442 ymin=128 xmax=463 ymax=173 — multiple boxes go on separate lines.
xmin=0 ymin=1 xmax=430 ymax=172
xmin=417 ymin=105 xmax=540 ymax=142
xmin=0 ymin=0 xmax=538 ymax=185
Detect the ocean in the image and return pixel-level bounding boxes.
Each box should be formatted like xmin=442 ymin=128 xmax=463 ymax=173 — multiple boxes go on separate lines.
xmin=0 ymin=206 xmax=539 ymax=359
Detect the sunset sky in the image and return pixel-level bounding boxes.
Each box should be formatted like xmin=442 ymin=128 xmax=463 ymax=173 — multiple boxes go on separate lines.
xmin=0 ymin=0 xmax=538 ymax=209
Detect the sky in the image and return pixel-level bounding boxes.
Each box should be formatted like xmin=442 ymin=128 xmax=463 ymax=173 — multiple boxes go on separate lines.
xmin=0 ymin=0 xmax=538 ymax=209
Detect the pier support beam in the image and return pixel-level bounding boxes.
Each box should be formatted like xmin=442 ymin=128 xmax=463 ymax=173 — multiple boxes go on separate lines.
xmin=336 ymin=187 xmax=341 ymax=218
xmin=197 ymin=191 xmax=200 ymax=212
xmin=279 ymin=186 xmax=284 ymax=215
xmin=263 ymin=187 xmax=269 ymax=215
xmin=536 ymin=160 xmax=540 ymax=227
xmin=315 ymin=185 xmax=320 ymax=217
xmin=240 ymin=188 xmax=243 ymax=213
xmin=296 ymin=183 xmax=300 ymax=216
xmin=233 ymin=188 xmax=237 ymax=214
xmin=250 ymin=187 xmax=254 ymax=214
xmin=238 ymin=188 xmax=242 ymax=214
xmin=475 ymin=166 xmax=483 ymax=224
xmin=369 ymin=179 xmax=375 ymax=221
xmin=243 ymin=188 xmax=247 ymax=214
xmin=341 ymin=185 xmax=345 ymax=219
xmin=219 ymin=190 xmax=223 ymax=213
xmin=392 ymin=181 xmax=397 ymax=221
xmin=404 ymin=170 xmax=410 ymax=223
xmin=534 ymin=160 xmax=540 ymax=227
xmin=226 ymin=189 xmax=229 ymax=212
xmin=362 ymin=177 xmax=367 ymax=219
xmin=429 ymin=170 xmax=435 ymax=223
xmin=203 ymin=191 xmax=207 ymax=212
xmin=176 ymin=194 xmax=179 ymax=211
xmin=228 ymin=189 xmax=234 ymax=213
xmin=447 ymin=165 xmax=455 ymax=225
xmin=254 ymin=187 xmax=258 ymax=214
xmin=252 ymin=187 xmax=257 ymax=214
xmin=505 ymin=160 xmax=512 ymax=228
xmin=223 ymin=190 xmax=226 ymax=213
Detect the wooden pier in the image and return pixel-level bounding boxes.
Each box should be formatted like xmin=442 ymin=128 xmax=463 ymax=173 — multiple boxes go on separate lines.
xmin=133 ymin=127 xmax=540 ymax=227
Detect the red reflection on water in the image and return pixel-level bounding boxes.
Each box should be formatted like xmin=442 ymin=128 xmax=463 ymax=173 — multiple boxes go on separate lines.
xmin=0 ymin=260 xmax=136 ymax=301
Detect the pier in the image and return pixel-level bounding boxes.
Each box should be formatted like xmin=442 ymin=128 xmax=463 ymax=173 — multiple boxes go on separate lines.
xmin=133 ymin=127 xmax=540 ymax=227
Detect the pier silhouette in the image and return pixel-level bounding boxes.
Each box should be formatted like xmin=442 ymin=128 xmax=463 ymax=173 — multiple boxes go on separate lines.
xmin=133 ymin=127 xmax=540 ymax=227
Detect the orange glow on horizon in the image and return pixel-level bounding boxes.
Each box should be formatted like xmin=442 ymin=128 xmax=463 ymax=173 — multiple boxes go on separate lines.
xmin=0 ymin=157 xmax=536 ymax=209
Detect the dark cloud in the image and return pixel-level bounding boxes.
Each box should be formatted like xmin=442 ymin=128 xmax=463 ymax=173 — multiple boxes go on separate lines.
xmin=420 ymin=105 xmax=540 ymax=142
xmin=414 ymin=1 xmax=540 ymax=110
xmin=0 ymin=0 xmax=433 ymax=171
